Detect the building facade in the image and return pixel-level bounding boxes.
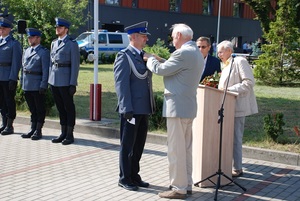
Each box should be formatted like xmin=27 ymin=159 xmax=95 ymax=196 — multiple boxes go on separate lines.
xmin=85 ymin=0 xmax=263 ymax=50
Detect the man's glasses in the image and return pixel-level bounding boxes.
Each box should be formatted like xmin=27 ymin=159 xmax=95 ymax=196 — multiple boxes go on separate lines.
xmin=198 ymin=46 xmax=207 ymax=49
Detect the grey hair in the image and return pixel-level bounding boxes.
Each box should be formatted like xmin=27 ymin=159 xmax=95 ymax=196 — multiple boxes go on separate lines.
xmin=217 ymin=40 xmax=234 ymax=52
xmin=171 ymin=23 xmax=193 ymax=40
xmin=196 ymin=36 xmax=211 ymax=45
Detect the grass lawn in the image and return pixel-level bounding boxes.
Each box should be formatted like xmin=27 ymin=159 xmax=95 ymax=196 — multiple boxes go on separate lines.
xmin=26 ymin=64 xmax=300 ymax=153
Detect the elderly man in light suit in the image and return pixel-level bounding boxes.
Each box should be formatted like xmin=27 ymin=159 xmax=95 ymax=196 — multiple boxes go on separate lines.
xmin=217 ymin=40 xmax=258 ymax=177
xmin=144 ymin=23 xmax=204 ymax=199
xmin=48 ymin=17 xmax=80 ymax=145
xmin=114 ymin=21 xmax=155 ymax=191
xmin=0 ymin=18 xmax=22 ymax=135
xmin=20 ymin=28 xmax=50 ymax=140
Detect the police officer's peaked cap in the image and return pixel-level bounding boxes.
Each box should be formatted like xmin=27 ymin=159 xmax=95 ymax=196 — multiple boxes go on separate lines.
xmin=26 ymin=28 xmax=42 ymax=37
xmin=0 ymin=18 xmax=12 ymax=28
xmin=124 ymin=21 xmax=150 ymax=35
xmin=55 ymin=17 xmax=71 ymax=28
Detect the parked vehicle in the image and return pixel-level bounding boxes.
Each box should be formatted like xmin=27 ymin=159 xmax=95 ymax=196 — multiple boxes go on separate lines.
xmin=76 ymin=30 xmax=129 ymax=63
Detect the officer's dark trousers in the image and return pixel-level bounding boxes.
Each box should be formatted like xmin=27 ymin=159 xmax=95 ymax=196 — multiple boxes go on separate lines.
xmin=0 ymin=81 xmax=16 ymax=119
xmin=50 ymin=86 xmax=76 ymax=127
xmin=24 ymin=91 xmax=46 ymax=124
xmin=119 ymin=114 xmax=148 ymax=184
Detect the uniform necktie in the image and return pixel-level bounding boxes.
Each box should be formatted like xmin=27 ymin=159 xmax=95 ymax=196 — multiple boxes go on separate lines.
xmin=140 ymin=51 xmax=144 ymax=59
xmin=0 ymin=38 xmax=3 ymax=43
xmin=58 ymin=40 xmax=62 ymax=46
xmin=31 ymin=48 xmax=34 ymax=53
xmin=140 ymin=51 xmax=146 ymax=65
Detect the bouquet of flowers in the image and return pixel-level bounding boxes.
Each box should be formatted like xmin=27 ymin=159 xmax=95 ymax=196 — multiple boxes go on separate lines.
xmin=200 ymin=71 xmax=221 ymax=89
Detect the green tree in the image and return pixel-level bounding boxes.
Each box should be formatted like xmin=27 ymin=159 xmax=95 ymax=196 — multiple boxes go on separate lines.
xmin=254 ymin=0 xmax=300 ymax=85
xmin=243 ymin=0 xmax=300 ymax=32
xmin=242 ymin=0 xmax=276 ymax=33
xmin=144 ymin=38 xmax=171 ymax=59
xmin=1 ymin=0 xmax=89 ymax=49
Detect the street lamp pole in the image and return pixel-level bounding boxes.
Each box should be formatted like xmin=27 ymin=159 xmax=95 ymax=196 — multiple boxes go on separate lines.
xmin=216 ymin=0 xmax=222 ymax=45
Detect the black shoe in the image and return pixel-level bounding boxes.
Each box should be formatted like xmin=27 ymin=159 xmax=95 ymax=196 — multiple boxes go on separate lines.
xmin=31 ymin=134 xmax=42 ymax=140
xmin=1 ymin=127 xmax=14 ymax=135
xmin=62 ymin=139 xmax=74 ymax=145
xmin=21 ymin=133 xmax=33 ymax=138
xmin=52 ymin=136 xmax=64 ymax=143
xmin=133 ymin=180 xmax=149 ymax=188
xmin=118 ymin=182 xmax=138 ymax=191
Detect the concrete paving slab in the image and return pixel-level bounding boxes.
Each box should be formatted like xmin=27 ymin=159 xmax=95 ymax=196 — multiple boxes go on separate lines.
xmin=1 ymin=120 xmax=300 ymax=200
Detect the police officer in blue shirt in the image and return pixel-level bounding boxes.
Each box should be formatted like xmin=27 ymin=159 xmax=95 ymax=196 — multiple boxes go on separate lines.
xmin=20 ymin=28 xmax=50 ymax=140
xmin=0 ymin=18 xmax=22 ymax=135
xmin=48 ymin=17 xmax=80 ymax=145
xmin=114 ymin=21 xmax=155 ymax=191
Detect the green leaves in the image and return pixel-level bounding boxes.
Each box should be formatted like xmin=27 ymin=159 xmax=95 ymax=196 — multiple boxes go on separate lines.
xmin=1 ymin=0 xmax=89 ymax=49
xmin=263 ymin=113 xmax=285 ymax=142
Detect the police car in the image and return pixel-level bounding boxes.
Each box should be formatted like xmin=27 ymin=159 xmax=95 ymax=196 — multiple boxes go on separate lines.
xmin=76 ymin=29 xmax=129 ymax=62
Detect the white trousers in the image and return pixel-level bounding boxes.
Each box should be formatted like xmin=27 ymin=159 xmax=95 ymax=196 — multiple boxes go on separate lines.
xmin=167 ymin=117 xmax=193 ymax=194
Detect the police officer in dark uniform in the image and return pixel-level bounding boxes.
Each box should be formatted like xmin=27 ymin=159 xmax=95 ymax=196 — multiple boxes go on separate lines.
xmin=0 ymin=18 xmax=22 ymax=135
xmin=48 ymin=17 xmax=80 ymax=145
xmin=114 ymin=21 xmax=155 ymax=191
xmin=20 ymin=28 xmax=50 ymax=140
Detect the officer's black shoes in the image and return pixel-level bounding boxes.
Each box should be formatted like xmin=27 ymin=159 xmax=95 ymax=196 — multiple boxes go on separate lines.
xmin=31 ymin=123 xmax=43 ymax=140
xmin=61 ymin=126 xmax=74 ymax=145
xmin=21 ymin=129 xmax=35 ymax=138
xmin=52 ymin=125 xmax=67 ymax=143
xmin=133 ymin=180 xmax=149 ymax=188
xmin=62 ymin=138 xmax=74 ymax=145
xmin=31 ymin=131 xmax=42 ymax=140
xmin=21 ymin=133 xmax=33 ymax=138
xmin=1 ymin=118 xmax=14 ymax=135
xmin=21 ymin=122 xmax=37 ymax=138
xmin=118 ymin=182 xmax=138 ymax=191
xmin=51 ymin=136 xmax=65 ymax=143
xmin=0 ymin=126 xmax=5 ymax=133
xmin=0 ymin=117 xmax=7 ymax=133
xmin=1 ymin=127 xmax=14 ymax=135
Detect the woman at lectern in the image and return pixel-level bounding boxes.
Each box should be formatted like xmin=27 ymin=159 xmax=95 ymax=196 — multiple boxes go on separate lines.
xmin=217 ymin=40 xmax=258 ymax=177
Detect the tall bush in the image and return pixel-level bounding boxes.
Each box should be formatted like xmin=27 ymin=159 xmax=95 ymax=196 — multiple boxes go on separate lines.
xmin=254 ymin=0 xmax=300 ymax=85
xmin=263 ymin=113 xmax=285 ymax=142
xmin=149 ymin=94 xmax=166 ymax=131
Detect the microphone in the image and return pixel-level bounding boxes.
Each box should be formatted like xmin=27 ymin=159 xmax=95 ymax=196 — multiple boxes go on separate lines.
xmin=231 ymin=53 xmax=236 ymax=58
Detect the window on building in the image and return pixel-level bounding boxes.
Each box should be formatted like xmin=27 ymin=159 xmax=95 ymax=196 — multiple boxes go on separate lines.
xmin=169 ymin=0 xmax=181 ymax=12
xmin=203 ymin=0 xmax=213 ymax=15
xmin=233 ymin=3 xmax=244 ymax=18
xmin=105 ymin=0 xmax=120 ymax=6
xmin=132 ymin=0 xmax=137 ymax=8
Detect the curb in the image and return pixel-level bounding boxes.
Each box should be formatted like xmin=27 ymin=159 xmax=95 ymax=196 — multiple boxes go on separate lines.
xmin=15 ymin=116 xmax=300 ymax=166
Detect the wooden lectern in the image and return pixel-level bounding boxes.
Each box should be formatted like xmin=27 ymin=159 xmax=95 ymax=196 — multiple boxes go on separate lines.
xmin=192 ymin=85 xmax=238 ymax=187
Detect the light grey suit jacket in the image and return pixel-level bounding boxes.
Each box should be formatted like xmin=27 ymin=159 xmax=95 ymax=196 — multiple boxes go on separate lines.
xmin=218 ymin=56 xmax=258 ymax=117
xmin=147 ymin=41 xmax=204 ymax=118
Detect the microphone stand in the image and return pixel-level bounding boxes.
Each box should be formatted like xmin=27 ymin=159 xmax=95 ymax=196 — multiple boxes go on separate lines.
xmin=194 ymin=55 xmax=246 ymax=200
